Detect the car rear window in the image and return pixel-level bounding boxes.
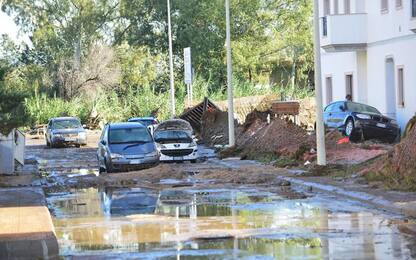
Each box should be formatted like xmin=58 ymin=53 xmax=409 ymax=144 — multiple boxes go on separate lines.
xmin=109 ymin=127 xmax=153 ymax=144
xmin=346 ymin=103 xmax=380 ymax=114
xmin=53 ymin=119 xmax=81 ymax=129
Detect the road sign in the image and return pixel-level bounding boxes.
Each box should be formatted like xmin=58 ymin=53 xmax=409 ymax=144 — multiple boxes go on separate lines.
xmin=184 ymin=47 xmax=192 ymax=84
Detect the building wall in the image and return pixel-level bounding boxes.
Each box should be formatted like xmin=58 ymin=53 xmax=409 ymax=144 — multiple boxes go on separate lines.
xmin=320 ymin=0 xmax=416 ymax=131
xmin=366 ymin=36 xmax=416 ymax=130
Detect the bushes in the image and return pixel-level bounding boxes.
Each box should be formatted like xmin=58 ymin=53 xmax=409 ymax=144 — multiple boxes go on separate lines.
xmin=25 ymin=94 xmax=91 ymax=125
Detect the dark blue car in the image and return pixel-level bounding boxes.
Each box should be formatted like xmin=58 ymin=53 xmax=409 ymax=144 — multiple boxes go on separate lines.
xmin=97 ymin=122 xmax=160 ymax=173
xmin=323 ymin=101 xmax=400 ymax=142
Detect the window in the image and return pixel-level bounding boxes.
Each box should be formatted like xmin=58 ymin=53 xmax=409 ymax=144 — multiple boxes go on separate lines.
xmin=345 ymin=74 xmax=353 ymax=100
xmin=322 ymin=17 xmax=328 ymax=36
xmin=413 ymin=0 xmax=416 ymax=17
xmin=344 ymin=0 xmax=351 ymax=14
xmin=334 ymin=0 xmax=339 ymax=14
xmin=381 ymin=0 xmax=388 ymax=12
xmin=324 ymin=0 xmax=331 ymax=15
xmin=326 ymin=77 xmax=333 ymax=105
xmin=396 ymin=0 xmax=402 ymax=8
xmin=397 ymin=67 xmax=404 ymax=107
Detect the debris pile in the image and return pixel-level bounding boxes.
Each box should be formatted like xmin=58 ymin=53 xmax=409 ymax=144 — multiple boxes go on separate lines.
xmin=390 ymin=123 xmax=416 ymax=179
xmin=201 ymin=109 xmax=239 ymax=146
xmin=235 ymin=110 xmax=315 ymax=159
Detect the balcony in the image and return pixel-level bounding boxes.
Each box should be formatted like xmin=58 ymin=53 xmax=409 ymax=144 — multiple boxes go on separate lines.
xmin=321 ymin=13 xmax=368 ymax=52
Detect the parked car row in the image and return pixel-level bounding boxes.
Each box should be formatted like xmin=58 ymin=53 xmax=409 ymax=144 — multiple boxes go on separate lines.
xmin=97 ymin=118 xmax=198 ymax=173
xmin=45 ymin=116 xmax=199 ymax=173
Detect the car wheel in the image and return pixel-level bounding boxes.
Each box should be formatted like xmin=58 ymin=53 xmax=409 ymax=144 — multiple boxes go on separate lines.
xmin=190 ymin=159 xmax=197 ymax=164
xmin=46 ymin=140 xmax=50 ymax=147
xmin=75 ymin=144 xmax=81 ymax=148
xmin=344 ymin=119 xmax=355 ymax=137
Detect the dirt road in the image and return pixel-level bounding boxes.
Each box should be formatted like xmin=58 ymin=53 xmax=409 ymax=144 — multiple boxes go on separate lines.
xmin=20 ymin=136 xmax=416 ymax=259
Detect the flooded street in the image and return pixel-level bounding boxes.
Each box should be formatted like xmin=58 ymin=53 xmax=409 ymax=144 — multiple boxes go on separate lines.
xmin=26 ymin=141 xmax=416 ymax=259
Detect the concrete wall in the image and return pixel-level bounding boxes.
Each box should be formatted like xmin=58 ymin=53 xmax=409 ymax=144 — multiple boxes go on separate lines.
xmin=0 ymin=130 xmax=25 ymax=174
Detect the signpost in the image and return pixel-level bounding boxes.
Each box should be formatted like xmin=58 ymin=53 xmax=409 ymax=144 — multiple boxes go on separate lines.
xmin=184 ymin=47 xmax=193 ymax=105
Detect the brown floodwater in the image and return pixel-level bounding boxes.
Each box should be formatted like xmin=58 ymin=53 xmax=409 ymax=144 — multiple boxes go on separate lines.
xmin=46 ymin=186 xmax=416 ymax=259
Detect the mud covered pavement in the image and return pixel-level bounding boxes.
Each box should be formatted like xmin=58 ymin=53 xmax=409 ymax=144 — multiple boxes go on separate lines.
xmin=24 ymin=137 xmax=416 ymax=259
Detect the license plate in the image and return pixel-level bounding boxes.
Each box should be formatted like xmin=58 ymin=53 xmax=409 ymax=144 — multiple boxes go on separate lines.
xmin=174 ymin=157 xmax=184 ymax=161
xmin=376 ymin=123 xmax=386 ymax=128
xmin=130 ymin=159 xmax=142 ymax=165
xmin=65 ymin=138 xmax=76 ymax=142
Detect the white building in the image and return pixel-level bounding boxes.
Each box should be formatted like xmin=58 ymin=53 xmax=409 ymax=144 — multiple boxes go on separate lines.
xmin=320 ymin=0 xmax=416 ymax=131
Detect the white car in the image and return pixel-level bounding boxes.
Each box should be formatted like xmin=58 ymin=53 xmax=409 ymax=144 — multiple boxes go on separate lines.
xmin=154 ymin=119 xmax=198 ymax=162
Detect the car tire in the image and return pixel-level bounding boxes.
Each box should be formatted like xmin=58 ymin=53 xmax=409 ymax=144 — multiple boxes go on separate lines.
xmin=99 ymin=166 xmax=106 ymax=174
xmin=46 ymin=140 xmax=50 ymax=147
xmin=190 ymin=159 xmax=197 ymax=164
xmin=344 ymin=119 xmax=355 ymax=137
xmin=75 ymin=144 xmax=81 ymax=148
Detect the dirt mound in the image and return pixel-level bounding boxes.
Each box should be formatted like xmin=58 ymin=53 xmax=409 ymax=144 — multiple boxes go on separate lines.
xmin=391 ymin=123 xmax=416 ymax=177
xmin=201 ymin=109 xmax=239 ymax=146
xmin=236 ymin=116 xmax=315 ymax=159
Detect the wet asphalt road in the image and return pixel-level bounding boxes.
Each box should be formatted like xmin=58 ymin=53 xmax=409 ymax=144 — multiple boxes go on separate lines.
xmin=25 ymin=140 xmax=416 ymax=259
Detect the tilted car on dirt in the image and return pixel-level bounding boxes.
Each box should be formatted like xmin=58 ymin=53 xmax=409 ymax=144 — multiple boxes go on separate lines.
xmin=154 ymin=119 xmax=198 ymax=162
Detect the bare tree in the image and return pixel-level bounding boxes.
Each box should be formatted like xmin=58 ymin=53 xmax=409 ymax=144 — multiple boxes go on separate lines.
xmin=58 ymin=45 xmax=120 ymax=100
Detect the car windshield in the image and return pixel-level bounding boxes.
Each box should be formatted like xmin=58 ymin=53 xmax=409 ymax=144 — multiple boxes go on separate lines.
xmin=346 ymin=103 xmax=380 ymax=114
xmin=109 ymin=127 xmax=153 ymax=144
xmin=53 ymin=119 xmax=81 ymax=129
xmin=154 ymin=130 xmax=192 ymax=143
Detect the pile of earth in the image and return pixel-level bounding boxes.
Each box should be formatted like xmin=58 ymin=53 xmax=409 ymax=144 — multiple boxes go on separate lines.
xmin=201 ymin=109 xmax=240 ymax=146
xmin=231 ymin=109 xmax=315 ymax=160
xmin=357 ymin=116 xmax=416 ymax=190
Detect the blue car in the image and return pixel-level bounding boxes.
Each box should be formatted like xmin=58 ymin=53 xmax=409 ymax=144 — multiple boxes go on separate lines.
xmin=97 ymin=122 xmax=160 ymax=173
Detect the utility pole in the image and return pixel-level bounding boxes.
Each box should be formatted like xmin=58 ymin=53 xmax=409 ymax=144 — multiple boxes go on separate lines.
xmin=313 ymin=0 xmax=327 ymax=165
xmin=167 ymin=0 xmax=176 ymax=118
xmin=225 ymin=0 xmax=235 ymax=147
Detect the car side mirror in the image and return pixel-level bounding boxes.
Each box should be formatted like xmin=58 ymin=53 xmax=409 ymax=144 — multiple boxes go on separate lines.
xmin=100 ymin=140 xmax=106 ymax=145
xmin=339 ymin=106 xmax=345 ymax=111
xmin=82 ymin=124 xmax=87 ymax=128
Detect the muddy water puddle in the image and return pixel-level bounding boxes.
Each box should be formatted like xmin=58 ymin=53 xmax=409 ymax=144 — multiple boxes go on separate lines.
xmin=46 ymin=187 xmax=416 ymax=259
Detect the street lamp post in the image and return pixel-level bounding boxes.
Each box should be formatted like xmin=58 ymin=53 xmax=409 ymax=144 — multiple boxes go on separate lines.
xmin=313 ymin=0 xmax=327 ymax=165
xmin=225 ymin=0 xmax=235 ymax=147
xmin=167 ymin=0 xmax=176 ymax=118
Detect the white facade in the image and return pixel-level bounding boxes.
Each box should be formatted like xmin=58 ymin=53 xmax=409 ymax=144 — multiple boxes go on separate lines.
xmin=320 ymin=0 xmax=416 ymax=131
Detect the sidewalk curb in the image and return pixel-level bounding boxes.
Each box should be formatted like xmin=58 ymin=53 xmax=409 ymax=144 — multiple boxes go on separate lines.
xmin=278 ymin=176 xmax=416 ymax=218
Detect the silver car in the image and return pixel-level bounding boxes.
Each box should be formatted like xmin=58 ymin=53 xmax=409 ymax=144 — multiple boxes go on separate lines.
xmin=97 ymin=122 xmax=160 ymax=173
xmin=45 ymin=117 xmax=87 ymax=148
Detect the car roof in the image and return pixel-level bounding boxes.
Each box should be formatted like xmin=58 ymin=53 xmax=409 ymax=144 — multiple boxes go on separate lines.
xmin=51 ymin=117 xmax=80 ymax=121
xmin=128 ymin=117 xmax=155 ymax=121
xmin=108 ymin=122 xmax=146 ymax=130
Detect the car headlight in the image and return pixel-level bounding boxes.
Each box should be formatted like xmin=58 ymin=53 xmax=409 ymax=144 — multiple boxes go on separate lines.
xmin=146 ymin=151 xmax=159 ymax=157
xmin=78 ymin=132 xmax=86 ymax=139
xmin=188 ymin=142 xmax=197 ymax=148
xmin=110 ymin=153 xmax=124 ymax=160
xmin=356 ymin=114 xmax=371 ymax=119
xmin=390 ymin=119 xmax=398 ymax=125
xmin=156 ymin=143 xmax=166 ymax=150
xmin=53 ymin=133 xmax=63 ymax=138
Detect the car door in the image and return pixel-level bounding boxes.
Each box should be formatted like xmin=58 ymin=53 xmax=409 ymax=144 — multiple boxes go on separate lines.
xmin=323 ymin=104 xmax=335 ymax=128
xmin=332 ymin=102 xmax=348 ymax=129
